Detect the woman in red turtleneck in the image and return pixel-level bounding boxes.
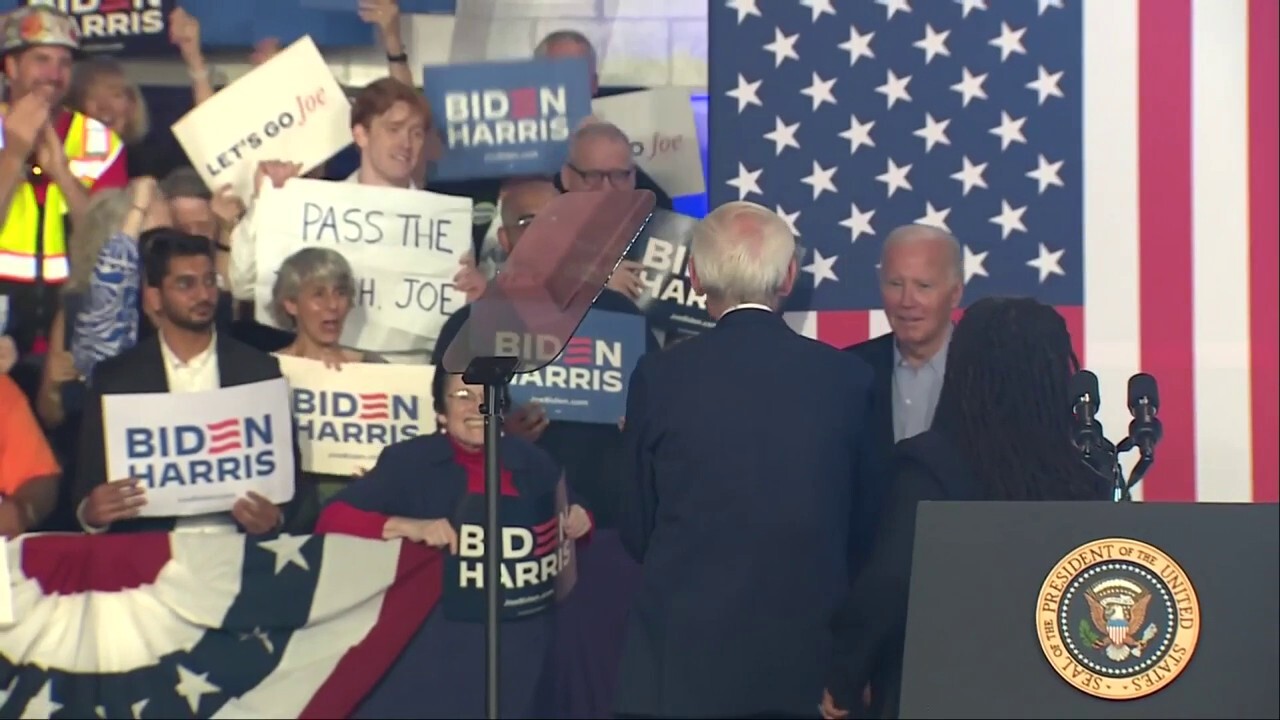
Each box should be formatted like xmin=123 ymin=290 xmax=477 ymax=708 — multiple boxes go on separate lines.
xmin=316 ymin=370 xmax=592 ymax=719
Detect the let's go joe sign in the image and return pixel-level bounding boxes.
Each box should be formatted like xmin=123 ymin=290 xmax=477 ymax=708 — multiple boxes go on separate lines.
xmin=171 ymin=35 xmax=353 ymax=201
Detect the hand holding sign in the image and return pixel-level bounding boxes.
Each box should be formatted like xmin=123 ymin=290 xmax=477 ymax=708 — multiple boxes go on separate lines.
xmin=607 ymin=259 xmax=646 ymax=300
xmin=83 ymin=478 xmax=148 ymax=529
xmin=254 ymin=160 xmax=303 ymax=198
xmin=564 ymin=504 xmax=592 ymax=540
xmin=505 ymin=403 xmax=548 ymax=442
xmin=231 ymin=491 xmax=282 ymax=535
xmin=387 ymin=517 xmax=458 ymax=554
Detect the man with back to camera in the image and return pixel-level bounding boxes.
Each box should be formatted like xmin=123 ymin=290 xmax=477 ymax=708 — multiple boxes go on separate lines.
xmin=614 ymin=201 xmax=878 ymax=719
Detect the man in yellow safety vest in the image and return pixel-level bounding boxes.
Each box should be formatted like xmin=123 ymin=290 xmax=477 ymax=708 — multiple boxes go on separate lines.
xmin=0 ymin=5 xmax=128 ymax=395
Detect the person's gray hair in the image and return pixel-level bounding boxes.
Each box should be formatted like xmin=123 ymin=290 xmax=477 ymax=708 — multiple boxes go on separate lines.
xmin=270 ymin=247 xmax=357 ymax=328
xmin=690 ymin=201 xmax=797 ymax=308
xmin=63 ymin=187 xmax=133 ymax=295
xmin=568 ymin=121 xmax=632 ymax=163
xmin=159 ymin=166 xmax=212 ymax=201
xmin=880 ymin=223 xmax=965 ymax=284
xmin=533 ymin=29 xmax=597 ymax=68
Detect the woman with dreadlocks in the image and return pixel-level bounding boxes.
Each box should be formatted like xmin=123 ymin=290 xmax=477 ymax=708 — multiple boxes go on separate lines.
xmin=820 ymin=296 xmax=1108 ymax=720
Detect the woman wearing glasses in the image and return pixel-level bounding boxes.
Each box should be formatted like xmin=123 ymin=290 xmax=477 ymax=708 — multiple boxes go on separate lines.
xmin=315 ymin=368 xmax=594 ymax=719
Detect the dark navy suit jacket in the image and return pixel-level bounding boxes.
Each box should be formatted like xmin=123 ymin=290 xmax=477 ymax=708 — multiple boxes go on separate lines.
xmin=614 ymin=307 xmax=877 ymax=718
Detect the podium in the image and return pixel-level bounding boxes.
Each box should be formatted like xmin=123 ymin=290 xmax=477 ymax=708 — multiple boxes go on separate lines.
xmin=899 ymin=501 xmax=1279 ymax=719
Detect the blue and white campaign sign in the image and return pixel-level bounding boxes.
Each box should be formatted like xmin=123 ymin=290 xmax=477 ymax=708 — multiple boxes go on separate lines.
xmin=627 ymin=209 xmax=714 ymax=344
xmin=101 ymin=378 xmax=296 ymax=517
xmin=277 ymin=356 xmax=437 ymax=476
xmin=27 ymin=0 xmax=177 ymax=56
xmin=443 ymin=479 xmax=574 ymax=622
xmin=424 ymin=57 xmax=592 ymax=181
xmin=507 ymin=309 xmax=644 ymax=424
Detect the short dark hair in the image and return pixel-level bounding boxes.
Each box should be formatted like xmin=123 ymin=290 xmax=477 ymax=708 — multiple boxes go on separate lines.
xmin=142 ymin=229 xmax=215 ymax=288
xmin=160 ymin=166 xmax=212 ymax=201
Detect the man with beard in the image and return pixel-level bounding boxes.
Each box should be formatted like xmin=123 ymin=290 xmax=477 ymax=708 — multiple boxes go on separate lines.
xmin=73 ymin=230 xmax=314 ymax=535
xmin=0 ymin=6 xmax=129 ymax=395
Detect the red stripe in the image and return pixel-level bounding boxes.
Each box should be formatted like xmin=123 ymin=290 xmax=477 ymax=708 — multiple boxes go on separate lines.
xmin=1249 ymin=0 xmax=1279 ymax=503
xmin=300 ymin=541 xmax=445 ymax=718
xmin=21 ymin=533 xmax=172 ymax=594
xmin=1136 ymin=0 xmax=1197 ymax=502
xmin=816 ymin=310 xmax=872 ymax=348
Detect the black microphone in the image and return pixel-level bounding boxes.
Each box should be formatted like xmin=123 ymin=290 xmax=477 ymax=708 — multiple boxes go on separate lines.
xmin=1069 ymin=370 xmax=1104 ymax=454
xmin=1122 ymin=373 xmax=1162 ymax=458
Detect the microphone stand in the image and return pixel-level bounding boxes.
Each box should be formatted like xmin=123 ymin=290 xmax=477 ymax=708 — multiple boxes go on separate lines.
xmin=461 ymin=356 xmax=520 ymax=720
xmin=1082 ymin=436 xmax=1129 ymax=503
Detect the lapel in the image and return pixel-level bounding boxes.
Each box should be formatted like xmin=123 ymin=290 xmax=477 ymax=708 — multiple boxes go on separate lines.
xmin=123 ymin=335 xmax=172 ymax=394
xmin=214 ymin=332 xmax=237 ymax=388
xmin=870 ymin=334 xmax=896 ymax=450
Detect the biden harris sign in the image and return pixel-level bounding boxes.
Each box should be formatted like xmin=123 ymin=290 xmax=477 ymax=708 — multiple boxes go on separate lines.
xmin=423 ymin=57 xmax=593 ymax=181
xmin=100 ymin=379 xmax=296 ymax=517
xmin=506 ymin=309 xmax=645 ymax=425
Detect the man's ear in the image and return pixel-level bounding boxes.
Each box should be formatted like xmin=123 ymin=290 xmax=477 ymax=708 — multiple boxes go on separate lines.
xmin=778 ymin=257 xmax=798 ymax=298
xmin=688 ymin=257 xmax=704 ymax=295
xmin=352 ymin=123 xmax=369 ymax=152
xmin=143 ymin=285 xmax=162 ymax=316
xmin=498 ymin=226 xmax=512 ymax=256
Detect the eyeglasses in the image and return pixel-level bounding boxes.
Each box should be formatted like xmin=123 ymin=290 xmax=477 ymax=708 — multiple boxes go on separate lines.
xmin=446 ymin=388 xmax=483 ymax=404
xmin=567 ymin=163 xmax=635 ymax=187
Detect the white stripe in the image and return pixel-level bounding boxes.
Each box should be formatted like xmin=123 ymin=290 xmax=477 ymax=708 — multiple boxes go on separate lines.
xmin=212 ymin=535 xmax=403 ymax=718
xmin=1191 ymin=0 xmax=1253 ymax=502
xmin=0 ymin=535 xmax=242 ymax=674
xmin=1083 ymin=0 xmax=1145 ymax=499
xmin=0 ymin=254 xmax=69 ymax=282
xmin=782 ymin=311 xmax=818 ymax=339
xmin=868 ymin=310 xmax=891 ymax=339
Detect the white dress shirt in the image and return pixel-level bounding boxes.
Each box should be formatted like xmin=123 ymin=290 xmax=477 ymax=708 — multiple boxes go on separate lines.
xmin=159 ymin=332 xmax=241 ymax=534
xmin=720 ymin=303 xmax=775 ymax=318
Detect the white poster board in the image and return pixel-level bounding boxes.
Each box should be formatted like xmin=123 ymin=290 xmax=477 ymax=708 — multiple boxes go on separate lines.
xmin=252 ymin=178 xmax=473 ymax=354
xmin=171 ymin=35 xmax=353 ymax=201
xmin=591 ymin=87 xmax=706 ymax=197
xmin=277 ymin=356 xmax=438 ymax=476
xmin=101 ymin=379 xmax=296 ymax=517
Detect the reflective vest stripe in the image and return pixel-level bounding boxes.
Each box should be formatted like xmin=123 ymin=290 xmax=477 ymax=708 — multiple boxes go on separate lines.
xmin=0 ymin=111 xmax=122 ymax=282
xmin=0 ymin=251 xmax=70 ymax=282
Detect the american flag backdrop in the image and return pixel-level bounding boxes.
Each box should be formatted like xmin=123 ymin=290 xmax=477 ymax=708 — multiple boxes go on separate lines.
xmin=708 ymin=0 xmax=1278 ymax=504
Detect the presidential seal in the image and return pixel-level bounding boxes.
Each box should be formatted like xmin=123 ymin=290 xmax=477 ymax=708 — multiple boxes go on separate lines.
xmin=1036 ymin=538 xmax=1200 ymax=700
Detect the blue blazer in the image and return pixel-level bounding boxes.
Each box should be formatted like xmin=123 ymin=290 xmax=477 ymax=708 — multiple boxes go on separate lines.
xmin=614 ymin=308 xmax=878 ymax=718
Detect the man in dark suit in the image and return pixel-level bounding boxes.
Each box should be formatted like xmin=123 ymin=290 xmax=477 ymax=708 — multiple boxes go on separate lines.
xmin=614 ymin=201 xmax=877 ymax=719
xmin=844 ymin=224 xmax=963 ymax=510
xmin=74 ymin=230 xmax=314 ymax=535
